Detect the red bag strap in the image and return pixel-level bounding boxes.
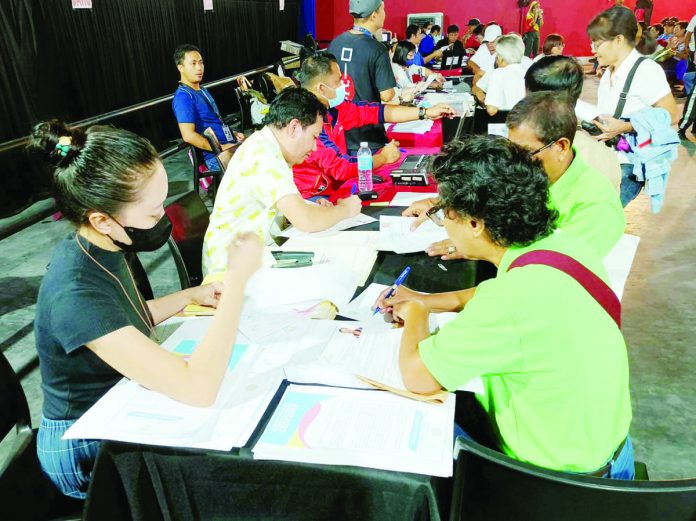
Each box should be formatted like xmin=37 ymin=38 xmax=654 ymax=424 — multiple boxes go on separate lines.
xmin=507 ymin=250 xmax=621 ymax=329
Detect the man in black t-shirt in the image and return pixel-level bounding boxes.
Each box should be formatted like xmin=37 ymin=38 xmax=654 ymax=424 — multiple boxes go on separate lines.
xmin=328 ymin=0 xmax=396 ymax=153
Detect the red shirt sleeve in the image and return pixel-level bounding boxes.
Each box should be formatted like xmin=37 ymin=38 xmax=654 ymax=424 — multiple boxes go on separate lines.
xmin=337 ymin=101 xmax=385 ymax=131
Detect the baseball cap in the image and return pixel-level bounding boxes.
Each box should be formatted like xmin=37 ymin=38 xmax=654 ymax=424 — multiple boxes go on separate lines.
xmin=468 ymin=18 xmax=481 ymax=26
xmin=349 ymin=0 xmax=382 ymax=18
xmin=483 ymin=24 xmax=502 ymax=42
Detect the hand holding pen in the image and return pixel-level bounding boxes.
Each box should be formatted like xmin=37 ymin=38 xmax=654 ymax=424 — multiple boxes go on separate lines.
xmin=372 ymin=266 xmax=412 ymax=316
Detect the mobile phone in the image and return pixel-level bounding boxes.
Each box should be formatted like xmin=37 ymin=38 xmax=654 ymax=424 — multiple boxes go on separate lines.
xmin=581 ymin=120 xmax=603 ymax=136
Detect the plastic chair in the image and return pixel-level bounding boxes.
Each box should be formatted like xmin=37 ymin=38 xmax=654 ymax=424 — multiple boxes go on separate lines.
xmin=257 ymin=74 xmax=277 ymax=103
xmin=234 ymin=86 xmax=254 ymax=132
xmin=449 ymin=436 xmax=696 ymax=521
xmin=188 ymin=144 xmax=224 ymax=200
xmin=0 ymin=351 xmax=84 ymax=520
xmin=164 ymin=191 xmax=210 ymax=289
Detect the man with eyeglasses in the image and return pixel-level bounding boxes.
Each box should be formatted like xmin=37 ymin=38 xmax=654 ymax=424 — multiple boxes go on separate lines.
xmin=405 ymin=92 xmax=624 ymax=261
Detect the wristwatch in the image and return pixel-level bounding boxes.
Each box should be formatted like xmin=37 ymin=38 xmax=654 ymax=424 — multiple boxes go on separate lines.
xmin=418 ymin=107 xmax=427 ymax=120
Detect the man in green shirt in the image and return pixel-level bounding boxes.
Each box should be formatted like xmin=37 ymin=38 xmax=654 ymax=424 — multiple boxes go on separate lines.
xmin=376 ymin=135 xmax=633 ymax=478
xmin=405 ymin=92 xmax=625 ymax=261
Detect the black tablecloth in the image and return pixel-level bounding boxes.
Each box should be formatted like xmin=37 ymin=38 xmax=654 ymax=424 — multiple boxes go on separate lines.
xmin=84 ymin=206 xmax=488 ymax=521
xmin=85 ymin=440 xmax=453 ymax=521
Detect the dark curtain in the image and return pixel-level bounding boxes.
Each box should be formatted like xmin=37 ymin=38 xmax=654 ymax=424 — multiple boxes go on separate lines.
xmin=0 ymin=0 xmax=299 ymax=218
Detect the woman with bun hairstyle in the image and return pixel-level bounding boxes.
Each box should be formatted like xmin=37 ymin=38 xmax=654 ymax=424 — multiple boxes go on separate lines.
xmin=28 ymin=120 xmax=263 ymax=498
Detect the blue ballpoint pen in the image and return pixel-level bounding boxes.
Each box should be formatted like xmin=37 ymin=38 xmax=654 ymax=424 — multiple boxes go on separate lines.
xmin=373 ymin=266 xmax=411 ymax=316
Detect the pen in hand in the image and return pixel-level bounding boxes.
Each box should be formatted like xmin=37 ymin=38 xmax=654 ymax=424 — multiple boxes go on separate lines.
xmin=373 ymin=266 xmax=411 ymax=316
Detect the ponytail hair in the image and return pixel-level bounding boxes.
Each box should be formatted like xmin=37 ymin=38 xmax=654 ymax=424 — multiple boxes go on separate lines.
xmin=27 ymin=120 xmax=159 ymax=225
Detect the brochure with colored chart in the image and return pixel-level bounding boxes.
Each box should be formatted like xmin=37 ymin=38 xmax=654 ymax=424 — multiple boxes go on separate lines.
xmin=63 ymin=318 xmax=283 ymax=451
xmin=252 ymin=384 xmax=456 ymax=477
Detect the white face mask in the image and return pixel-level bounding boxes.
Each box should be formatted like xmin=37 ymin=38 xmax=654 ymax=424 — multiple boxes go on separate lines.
xmin=425 ymin=29 xmax=431 ymax=35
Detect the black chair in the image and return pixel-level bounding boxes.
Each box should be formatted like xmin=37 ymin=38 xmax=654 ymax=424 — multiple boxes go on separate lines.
xmin=164 ymin=191 xmax=210 ymax=289
xmin=124 ymin=251 xmax=155 ymax=301
xmin=257 ymin=73 xmax=277 ymax=103
xmin=0 ymin=351 xmax=84 ymax=520
xmin=188 ymin=144 xmax=224 ymax=200
xmin=450 ymin=437 xmax=696 ymax=521
xmin=234 ymin=86 xmax=254 ymax=132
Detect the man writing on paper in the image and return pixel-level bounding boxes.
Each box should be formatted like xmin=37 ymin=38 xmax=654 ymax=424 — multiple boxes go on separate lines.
xmin=202 ymin=88 xmax=361 ymax=274
xmin=405 ymin=93 xmax=624 ymax=260
xmin=375 ymin=136 xmax=634 ymax=479
xmin=293 ymin=53 xmax=455 ymax=200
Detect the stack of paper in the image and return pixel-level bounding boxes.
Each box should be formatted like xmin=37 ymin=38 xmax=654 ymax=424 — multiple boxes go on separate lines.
xmin=276 ymin=244 xmax=377 ymax=287
xmin=246 ymin=263 xmax=360 ymax=311
xmin=63 ymin=318 xmax=283 ymax=450
xmin=253 ymin=384 xmax=456 ymax=477
xmin=378 ymin=215 xmax=449 ymax=254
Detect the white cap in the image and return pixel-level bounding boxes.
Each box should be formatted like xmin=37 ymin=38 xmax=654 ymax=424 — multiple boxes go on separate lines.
xmin=360 ymin=142 xmax=368 ymax=147
xmin=483 ymin=25 xmax=502 ymax=43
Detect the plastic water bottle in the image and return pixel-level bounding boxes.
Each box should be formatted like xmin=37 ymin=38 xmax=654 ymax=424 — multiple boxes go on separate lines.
xmin=357 ymin=142 xmax=373 ymax=192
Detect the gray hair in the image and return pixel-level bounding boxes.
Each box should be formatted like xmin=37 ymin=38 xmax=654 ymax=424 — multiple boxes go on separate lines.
xmin=495 ymin=34 xmax=524 ymax=65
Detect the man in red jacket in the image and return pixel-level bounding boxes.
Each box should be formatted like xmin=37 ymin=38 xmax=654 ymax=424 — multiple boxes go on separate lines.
xmin=294 ymin=52 xmax=455 ymax=200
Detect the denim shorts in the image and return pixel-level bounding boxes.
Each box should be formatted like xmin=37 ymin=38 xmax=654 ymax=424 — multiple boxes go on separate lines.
xmin=37 ymin=416 xmax=101 ymax=499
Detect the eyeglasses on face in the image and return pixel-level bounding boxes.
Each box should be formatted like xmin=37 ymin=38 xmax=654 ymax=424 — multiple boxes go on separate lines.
xmin=529 ymin=139 xmax=558 ymax=156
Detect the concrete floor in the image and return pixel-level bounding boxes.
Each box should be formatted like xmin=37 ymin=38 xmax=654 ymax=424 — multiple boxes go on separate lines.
xmin=1 ymin=76 xmax=695 ymax=480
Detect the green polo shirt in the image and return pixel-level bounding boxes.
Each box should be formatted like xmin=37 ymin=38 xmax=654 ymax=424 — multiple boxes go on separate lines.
xmin=419 ymin=231 xmax=632 ymax=473
xmin=550 ymin=149 xmax=625 ymax=258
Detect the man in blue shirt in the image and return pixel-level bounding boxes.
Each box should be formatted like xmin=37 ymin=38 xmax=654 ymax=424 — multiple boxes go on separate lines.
xmin=171 ymin=44 xmax=244 ymax=171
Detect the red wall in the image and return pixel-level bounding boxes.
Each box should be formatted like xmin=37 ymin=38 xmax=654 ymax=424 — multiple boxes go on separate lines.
xmin=317 ymin=0 xmax=696 ymax=56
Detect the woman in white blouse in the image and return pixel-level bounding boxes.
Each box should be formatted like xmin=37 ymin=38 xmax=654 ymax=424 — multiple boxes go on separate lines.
xmin=587 ymin=7 xmax=678 ymax=207
xmin=391 ymin=41 xmax=443 ymax=102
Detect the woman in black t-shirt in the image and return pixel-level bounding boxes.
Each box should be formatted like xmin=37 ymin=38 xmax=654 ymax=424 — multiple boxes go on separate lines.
xmin=29 ymin=120 xmax=262 ymax=499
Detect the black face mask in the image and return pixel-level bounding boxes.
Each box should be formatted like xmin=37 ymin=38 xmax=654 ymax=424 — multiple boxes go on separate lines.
xmin=109 ymin=214 xmax=172 ymax=252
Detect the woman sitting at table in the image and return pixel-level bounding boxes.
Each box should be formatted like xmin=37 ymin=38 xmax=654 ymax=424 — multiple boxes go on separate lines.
xmin=374 ymin=135 xmax=634 ymax=479
xmin=391 ymin=40 xmax=444 ymax=102
xmin=28 ymin=120 xmax=263 ymax=499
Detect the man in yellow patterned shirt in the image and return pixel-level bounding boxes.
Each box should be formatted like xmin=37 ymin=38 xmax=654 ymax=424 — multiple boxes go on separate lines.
xmin=203 ymin=88 xmax=362 ymax=274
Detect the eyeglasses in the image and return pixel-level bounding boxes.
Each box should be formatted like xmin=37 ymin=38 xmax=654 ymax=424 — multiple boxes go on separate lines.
xmin=529 ymin=139 xmax=558 ymax=156
xmin=426 ymin=204 xmax=445 ymax=226
xmin=590 ymin=39 xmax=610 ymax=52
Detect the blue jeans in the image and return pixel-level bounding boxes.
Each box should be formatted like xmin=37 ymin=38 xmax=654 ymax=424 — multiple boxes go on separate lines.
xmin=205 ymin=156 xmax=221 ymax=171
xmin=605 ymin=436 xmax=635 ymax=480
xmin=620 ymin=162 xmax=643 ymax=207
xmin=37 ymin=417 xmax=101 ymax=499
xmin=684 ymin=71 xmax=696 ymax=96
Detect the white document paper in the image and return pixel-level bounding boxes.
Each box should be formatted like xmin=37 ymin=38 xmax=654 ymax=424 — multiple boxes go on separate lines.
xmin=245 ymin=263 xmax=360 ymax=311
xmin=388 ymin=119 xmax=434 ymax=134
xmin=339 ymin=283 xmax=390 ymax=322
xmin=282 ymin=230 xmax=380 ymax=250
xmin=64 ymin=319 xmax=283 ymax=450
xmin=389 ymin=192 xmax=438 ymax=207
xmin=278 ymin=213 xmax=376 ymax=238
xmin=378 ymin=215 xmax=449 ymax=254
xmin=602 ymin=234 xmax=640 ymax=301
xmin=488 ymin=123 xmax=509 ymax=138
xmin=253 ymin=384 xmax=456 ymax=477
